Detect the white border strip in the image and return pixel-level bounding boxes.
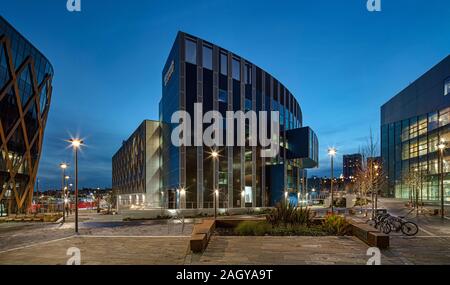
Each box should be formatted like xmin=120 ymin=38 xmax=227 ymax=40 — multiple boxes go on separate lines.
xmin=0 ymin=235 xmax=75 ymax=254
xmin=418 ymin=226 xmax=436 ymax=236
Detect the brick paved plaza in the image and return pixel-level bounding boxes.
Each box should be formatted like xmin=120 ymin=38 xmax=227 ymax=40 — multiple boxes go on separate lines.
xmin=1 ymin=200 xmax=450 ymax=265
xmin=1 ymin=231 xmax=450 ymax=265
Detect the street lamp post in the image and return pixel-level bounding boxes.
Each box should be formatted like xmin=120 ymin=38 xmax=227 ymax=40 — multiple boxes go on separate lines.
xmin=68 ymin=138 xmax=83 ymax=233
xmin=64 ymin=176 xmax=70 ymax=216
xmin=97 ymin=187 xmax=101 ymax=213
xmin=212 ymin=149 xmax=219 ymax=220
xmin=374 ymin=164 xmax=379 ymax=217
xmin=328 ymin=148 xmax=337 ymax=214
xmin=60 ymin=163 xmax=68 ymax=223
xmin=438 ymin=141 xmax=447 ymax=219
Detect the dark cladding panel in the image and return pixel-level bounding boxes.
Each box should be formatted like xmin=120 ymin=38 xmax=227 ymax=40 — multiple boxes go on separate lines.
xmin=285 ymin=127 xmax=319 ymax=168
xmin=381 ymin=55 xmax=450 ymax=125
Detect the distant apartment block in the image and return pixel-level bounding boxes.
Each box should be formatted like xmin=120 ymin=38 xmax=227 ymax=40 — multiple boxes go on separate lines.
xmin=343 ymin=154 xmax=362 ymax=178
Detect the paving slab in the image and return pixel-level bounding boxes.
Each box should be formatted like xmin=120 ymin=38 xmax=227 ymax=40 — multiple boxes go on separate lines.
xmin=0 ymin=236 xmax=190 ymax=265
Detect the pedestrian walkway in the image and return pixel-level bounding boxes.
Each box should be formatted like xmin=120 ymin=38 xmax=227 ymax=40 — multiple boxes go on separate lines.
xmin=0 ymin=236 xmax=191 ymax=265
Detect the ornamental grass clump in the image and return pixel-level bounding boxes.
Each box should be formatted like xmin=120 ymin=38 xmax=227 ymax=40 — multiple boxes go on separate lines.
xmin=234 ymin=221 xmax=271 ymax=236
xmin=266 ymin=202 xmax=313 ymax=227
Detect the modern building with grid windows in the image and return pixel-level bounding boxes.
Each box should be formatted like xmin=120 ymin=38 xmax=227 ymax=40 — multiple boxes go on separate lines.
xmin=0 ymin=16 xmax=53 ymax=214
xmin=159 ymin=32 xmax=318 ymax=209
xmin=381 ymin=55 xmax=450 ymax=203
xmin=112 ymin=120 xmax=160 ymax=209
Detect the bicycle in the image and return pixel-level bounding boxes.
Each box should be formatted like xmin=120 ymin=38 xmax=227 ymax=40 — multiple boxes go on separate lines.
xmin=380 ymin=215 xmax=419 ymax=236
xmin=367 ymin=212 xmax=390 ymax=229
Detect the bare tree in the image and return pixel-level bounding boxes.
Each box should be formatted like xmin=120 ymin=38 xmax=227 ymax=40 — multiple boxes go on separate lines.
xmin=402 ymin=167 xmax=426 ymax=216
xmin=354 ymin=128 xmax=385 ymax=218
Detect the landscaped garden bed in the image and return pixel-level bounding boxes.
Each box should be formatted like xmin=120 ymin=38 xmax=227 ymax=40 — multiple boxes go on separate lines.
xmin=214 ymin=203 xmax=352 ymax=237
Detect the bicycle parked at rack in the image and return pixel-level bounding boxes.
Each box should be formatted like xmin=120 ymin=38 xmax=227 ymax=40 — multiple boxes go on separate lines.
xmin=367 ymin=212 xmax=419 ymax=236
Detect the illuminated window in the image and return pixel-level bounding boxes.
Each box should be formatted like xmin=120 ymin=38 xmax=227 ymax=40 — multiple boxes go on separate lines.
xmin=418 ymin=136 xmax=427 ymax=156
xmin=439 ymin=107 xmax=450 ymax=127
xmin=409 ymin=139 xmax=418 ymax=158
xmin=409 ymin=118 xmax=418 ymax=139
xmin=418 ymin=115 xmax=427 ymax=136
xmin=428 ymin=112 xmax=438 ymax=131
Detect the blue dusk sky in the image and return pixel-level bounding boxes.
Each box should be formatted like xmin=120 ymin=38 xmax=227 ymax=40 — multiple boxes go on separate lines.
xmin=1 ymin=0 xmax=449 ymax=190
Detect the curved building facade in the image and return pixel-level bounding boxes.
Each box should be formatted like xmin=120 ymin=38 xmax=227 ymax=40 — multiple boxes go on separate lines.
xmin=160 ymin=32 xmax=318 ymax=209
xmin=0 ymin=16 xmax=53 ymax=213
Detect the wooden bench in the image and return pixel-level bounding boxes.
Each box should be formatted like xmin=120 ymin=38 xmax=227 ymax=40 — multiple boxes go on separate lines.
xmin=348 ymin=220 xmax=389 ymax=249
xmin=190 ymin=219 xmax=216 ymax=253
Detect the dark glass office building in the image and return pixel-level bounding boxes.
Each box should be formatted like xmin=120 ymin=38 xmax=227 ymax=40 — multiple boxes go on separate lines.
xmin=160 ymin=32 xmax=318 ymax=209
xmin=381 ymin=55 xmax=450 ymax=203
xmin=0 ymin=16 xmax=53 ymax=213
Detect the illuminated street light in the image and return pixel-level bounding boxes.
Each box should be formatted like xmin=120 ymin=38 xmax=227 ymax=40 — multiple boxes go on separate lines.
xmin=437 ymin=141 xmax=447 ymax=219
xmin=214 ymin=189 xmax=219 ymax=220
xmin=68 ymin=138 xmax=84 ymax=233
xmin=211 ymin=148 xmax=219 ymax=220
xmin=328 ymin=147 xmax=336 ymax=157
xmin=96 ymin=187 xmax=101 ymax=213
xmin=59 ymin=162 xmax=69 ymax=223
xmin=70 ymin=139 xmax=82 ymax=148
xmin=177 ymin=187 xmax=186 ymax=209
xmin=328 ymin=147 xmax=337 ymax=214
